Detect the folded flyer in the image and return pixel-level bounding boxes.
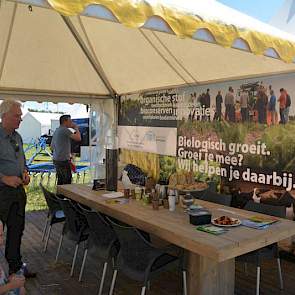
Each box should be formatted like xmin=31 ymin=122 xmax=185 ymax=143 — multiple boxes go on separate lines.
xmin=242 ymin=215 xmax=279 ymax=230
xmin=196 ymin=225 xmax=228 ymax=235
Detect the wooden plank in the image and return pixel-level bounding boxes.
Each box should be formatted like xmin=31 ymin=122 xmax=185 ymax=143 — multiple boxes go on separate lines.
xmin=187 ymin=252 xmax=235 ymax=295
xmin=57 ymin=184 xmax=295 ymax=262
xmin=57 ymin=184 xmax=233 ymax=261
xmin=194 ymin=200 xmax=295 ymax=260
xmin=23 ymin=211 xmax=295 ymax=295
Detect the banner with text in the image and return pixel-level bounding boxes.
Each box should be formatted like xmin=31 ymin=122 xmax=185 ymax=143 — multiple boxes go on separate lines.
xmin=119 ymin=81 xmax=295 ymax=191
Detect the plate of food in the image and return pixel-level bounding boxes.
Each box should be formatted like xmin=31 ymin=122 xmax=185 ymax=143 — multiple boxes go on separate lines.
xmin=175 ymin=182 xmax=209 ymax=192
xmin=212 ymin=216 xmax=241 ymax=227
xmin=168 ymin=172 xmax=208 ymax=192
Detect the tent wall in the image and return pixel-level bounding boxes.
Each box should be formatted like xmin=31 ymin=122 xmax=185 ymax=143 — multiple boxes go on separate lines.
xmin=2 ymin=1 xmax=295 ymax=99
xmin=78 ymin=17 xmax=295 ymax=95
xmin=0 ymin=1 xmax=111 ymax=99
xmin=0 ymin=90 xmax=111 ymax=104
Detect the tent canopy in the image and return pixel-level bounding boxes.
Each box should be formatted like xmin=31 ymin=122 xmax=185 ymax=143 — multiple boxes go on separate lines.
xmin=1 ymin=0 xmax=295 ymax=102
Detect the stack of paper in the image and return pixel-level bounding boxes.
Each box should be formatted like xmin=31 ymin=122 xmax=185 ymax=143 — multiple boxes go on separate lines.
xmin=196 ymin=225 xmax=227 ymax=235
xmin=102 ymin=192 xmax=124 ymax=199
xmin=242 ymin=215 xmax=278 ymax=230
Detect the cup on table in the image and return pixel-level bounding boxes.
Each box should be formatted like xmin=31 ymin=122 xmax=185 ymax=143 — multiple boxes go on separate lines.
xmin=168 ymin=195 xmax=176 ymax=211
xmin=163 ymin=199 xmax=169 ymax=209
xmin=92 ymin=179 xmax=102 ymax=191
xmin=124 ymin=189 xmax=130 ymax=199
xmin=152 ymin=200 xmax=159 ymax=210
xmin=130 ymin=189 xmax=136 ymax=199
xmin=142 ymin=194 xmax=151 ymax=205
xmin=135 ymin=187 xmax=142 ymax=201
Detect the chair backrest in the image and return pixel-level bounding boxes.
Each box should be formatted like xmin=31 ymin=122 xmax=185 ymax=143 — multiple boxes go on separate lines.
xmin=207 ymin=181 xmax=217 ymax=193
xmin=244 ymin=201 xmax=286 ymax=218
xmin=78 ymin=206 xmax=117 ymax=259
xmin=40 ymin=184 xmax=61 ymax=212
xmin=231 ymin=191 xmax=253 ymax=209
xmin=106 ymin=217 xmax=157 ymax=270
xmin=202 ymin=191 xmax=232 ymax=206
xmin=191 ymin=182 xmax=216 ymax=199
xmin=58 ymin=198 xmax=88 ymax=238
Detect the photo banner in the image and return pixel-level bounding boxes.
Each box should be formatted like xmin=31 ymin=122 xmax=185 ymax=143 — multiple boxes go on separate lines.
xmin=119 ymin=77 xmax=295 ymax=191
xmin=119 ymin=90 xmax=182 ymax=127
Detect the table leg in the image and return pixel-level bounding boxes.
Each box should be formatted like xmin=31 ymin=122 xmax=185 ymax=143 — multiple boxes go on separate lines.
xmin=187 ymin=252 xmax=235 ymax=295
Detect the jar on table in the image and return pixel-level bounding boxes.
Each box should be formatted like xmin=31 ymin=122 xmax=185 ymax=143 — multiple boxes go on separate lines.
xmin=135 ymin=187 xmax=142 ymax=201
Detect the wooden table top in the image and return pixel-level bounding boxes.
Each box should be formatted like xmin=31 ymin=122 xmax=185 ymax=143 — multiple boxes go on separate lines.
xmin=57 ymin=184 xmax=295 ymax=262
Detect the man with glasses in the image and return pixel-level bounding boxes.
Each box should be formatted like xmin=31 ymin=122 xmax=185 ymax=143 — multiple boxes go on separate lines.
xmin=0 ymin=100 xmax=35 ymax=278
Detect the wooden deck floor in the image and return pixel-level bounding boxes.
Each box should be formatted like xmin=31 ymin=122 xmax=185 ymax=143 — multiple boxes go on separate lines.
xmin=20 ymin=211 xmax=295 ymax=295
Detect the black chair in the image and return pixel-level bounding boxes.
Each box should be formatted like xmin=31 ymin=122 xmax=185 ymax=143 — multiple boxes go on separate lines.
xmin=191 ymin=181 xmax=216 ymax=199
xmin=56 ymin=198 xmax=89 ymax=277
xmin=106 ymin=217 xmax=187 ymax=295
xmin=77 ymin=206 xmax=118 ymax=295
xmin=40 ymin=184 xmax=65 ymax=252
xmin=231 ymin=191 xmax=253 ymax=209
xmin=201 ymin=191 xmax=232 ymax=206
xmin=237 ymin=201 xmax=286 ymax=295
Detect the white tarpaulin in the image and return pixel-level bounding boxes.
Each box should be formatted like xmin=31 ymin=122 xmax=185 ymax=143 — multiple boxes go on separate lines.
xmin=1 ymin=0 xmax=295 ymax=103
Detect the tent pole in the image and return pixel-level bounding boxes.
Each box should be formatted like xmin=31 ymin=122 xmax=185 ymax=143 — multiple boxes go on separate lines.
xmin=61 ymin=15 xmax=117 ymax=100
xmin=61 ymin=16 xmax=119 ymax=186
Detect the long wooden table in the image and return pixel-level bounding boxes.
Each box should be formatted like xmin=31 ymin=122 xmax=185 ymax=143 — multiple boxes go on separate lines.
xmin=57 ymin=184 xmax=295 ymax=295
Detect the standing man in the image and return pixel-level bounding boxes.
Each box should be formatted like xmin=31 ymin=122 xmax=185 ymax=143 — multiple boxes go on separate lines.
xmin=284 ymin=89 xmax=291 ymax=123
xmin=204 ymin=89 xmax=211 ymax=121
xmin=51 ymin=115 xmax=81 ymax=185
xmin=239 ymin=89 xmax=249 ymax=122
xmin=215 ymin=91 xmax=223 ymax=121
xmin=256 ymin=87 xmax=268 ymax=124
xmin=0 ymin=100 xmax=31 ymax=276
xmin=268 ymin=90 xmax=277 ymax=125
xmin=225 ymin=87 xmax=235 ymax=122
xmin=279 ymin=88 xmax=286 ymax=124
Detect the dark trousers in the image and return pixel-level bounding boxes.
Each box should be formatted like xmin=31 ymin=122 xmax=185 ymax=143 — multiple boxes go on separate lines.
xmin=279 ymin=108 xmax=286 ymax=124
xmin=54 ymin=160 xmax=72 ymax=185
xmin=241 ymin=107 xmax=249 ymax=122
xmin=258 ymin=109 xmax=266 ymax=124
xmin=229 ymin=105 xmax=236 ymax=122
xmin=0 ymin=186 xmax=26 ymax=274
xmin=224 ymin=104 xmax=230 ymax=121
xmin=214 ymin=108 xmax=222 ymax=121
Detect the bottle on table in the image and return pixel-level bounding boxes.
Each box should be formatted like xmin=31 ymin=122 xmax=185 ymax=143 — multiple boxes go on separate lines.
xmin=168 ymin=191 xmax=176 ymax=211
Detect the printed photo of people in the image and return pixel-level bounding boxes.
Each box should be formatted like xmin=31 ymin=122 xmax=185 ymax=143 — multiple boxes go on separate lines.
xmin=185 ymin=82 xmax=292 ymax=126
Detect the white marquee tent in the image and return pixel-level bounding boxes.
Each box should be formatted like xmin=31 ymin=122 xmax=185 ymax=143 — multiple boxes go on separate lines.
xmin=1 ymin=0 xmax=295 ymax=105
xmin=18 ymin=111 xmax=60 ymax=142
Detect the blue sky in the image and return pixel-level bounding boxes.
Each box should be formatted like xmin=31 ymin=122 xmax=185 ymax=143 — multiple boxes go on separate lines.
xmin=217 ymin=0 xmax=284 ymax=22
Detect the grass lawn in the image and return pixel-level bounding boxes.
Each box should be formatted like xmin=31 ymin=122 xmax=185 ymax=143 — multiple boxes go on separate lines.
xmin=26 ymin=172 xmax=91 ymax=212
xmin=23 ymin=144 xmax=91 ymax=212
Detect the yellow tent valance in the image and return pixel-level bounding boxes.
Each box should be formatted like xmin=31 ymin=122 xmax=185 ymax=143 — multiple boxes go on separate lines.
xmin=46 ymin=0 xmax=295 ymax=63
